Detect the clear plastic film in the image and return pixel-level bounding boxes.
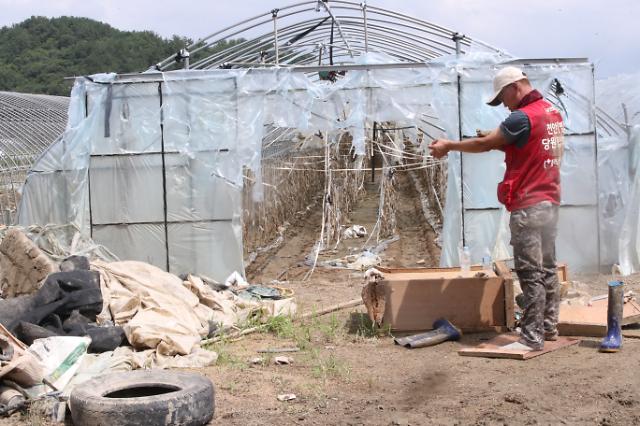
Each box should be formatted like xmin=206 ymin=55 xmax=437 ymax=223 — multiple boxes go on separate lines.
xmin=17 ymin=54 xmax=628 ymax=277
xmin=618 ymin=126 xmax=640 ymax=274
xmin=595 ymin=72 xmax=640 ymax=274
xmin=436 ymin=60 xmax=602 ymax=271
xmin=17 ymin=55 xmax=444 ymax=280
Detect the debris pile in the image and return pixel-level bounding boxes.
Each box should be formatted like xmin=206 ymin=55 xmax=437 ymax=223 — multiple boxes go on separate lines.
xmin=0 ymin=227 xmax=296 ymax=421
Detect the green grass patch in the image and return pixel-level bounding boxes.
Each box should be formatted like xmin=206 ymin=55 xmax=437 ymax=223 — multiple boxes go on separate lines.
xmin=310 ymin=349 xmax=351 ymax=381
xmin=347 ymin=312 xmax=391 ymax=338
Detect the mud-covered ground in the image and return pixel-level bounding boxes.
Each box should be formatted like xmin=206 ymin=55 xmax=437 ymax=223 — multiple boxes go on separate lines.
xmin=3 ymin=173 xmax=640 ymax=426
xmin=209 ymin=173 xmax=640 ymax=426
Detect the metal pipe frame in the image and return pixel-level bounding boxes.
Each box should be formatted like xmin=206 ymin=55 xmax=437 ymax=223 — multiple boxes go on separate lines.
xmin=156 ymin=0 xmax=503 ymax=71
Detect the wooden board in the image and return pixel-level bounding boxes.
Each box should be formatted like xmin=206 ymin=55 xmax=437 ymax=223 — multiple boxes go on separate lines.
xmin=377 ymin=265 xmax=495 ymax=276
xmin=623 ymin=327 xmax=640 ymax=339
xmin=458 ymin=333 xmax=580 ymax=360
xmin=558 ymin=299 xmax=640 ymax=337
xmin=557 ymin=263 xmax=568 ymax=282
xmin=495 ymin=261 xmax=515 ymax=330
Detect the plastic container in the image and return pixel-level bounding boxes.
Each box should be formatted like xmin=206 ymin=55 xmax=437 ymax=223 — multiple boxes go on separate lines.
xmin=459 ymin=246 xmax=471 ymax=273
xmin=481 ymin=249 xmax=492 ymax=272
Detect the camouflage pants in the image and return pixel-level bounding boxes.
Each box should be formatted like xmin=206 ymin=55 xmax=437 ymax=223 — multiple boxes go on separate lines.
xmin=510 ymin=201 xmax=560 ymax=349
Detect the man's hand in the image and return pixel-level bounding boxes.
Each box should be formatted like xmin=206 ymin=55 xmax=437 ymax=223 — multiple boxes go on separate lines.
xmin=429 ymin=139 xmax=452 ymax=159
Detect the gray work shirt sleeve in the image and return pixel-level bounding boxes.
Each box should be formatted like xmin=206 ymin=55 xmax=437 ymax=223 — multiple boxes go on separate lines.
xmin=499 ymin=110 xmax=531 ymax=148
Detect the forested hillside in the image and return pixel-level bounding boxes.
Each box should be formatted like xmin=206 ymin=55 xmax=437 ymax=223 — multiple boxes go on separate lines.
xmin=0 ymin=16 xmax=193 ymax=95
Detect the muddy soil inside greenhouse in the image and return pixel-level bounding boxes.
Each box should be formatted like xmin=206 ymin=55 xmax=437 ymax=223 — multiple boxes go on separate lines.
xmin=4 ymin=173 xmax=640 ymax=426
xmin=213 ymin=172 xmax=640 ymax=426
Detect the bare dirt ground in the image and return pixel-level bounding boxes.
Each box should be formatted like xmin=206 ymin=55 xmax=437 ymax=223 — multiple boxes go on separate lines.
xmin=216 ymin=173 xmax=640 ymax=426
xmin=3 ymin=173 xmax=640 ymax=425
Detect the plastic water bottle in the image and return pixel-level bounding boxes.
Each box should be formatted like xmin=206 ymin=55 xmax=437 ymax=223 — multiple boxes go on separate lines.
xmin=460 ymin=246 xmax=471 ymax=273
xmin=482 ymin=249 xmax=493 ymax=273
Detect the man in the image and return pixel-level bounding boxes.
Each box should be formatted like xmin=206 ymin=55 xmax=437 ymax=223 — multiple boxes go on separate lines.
xmin=429 ymin=66 xmax=564 ymax=350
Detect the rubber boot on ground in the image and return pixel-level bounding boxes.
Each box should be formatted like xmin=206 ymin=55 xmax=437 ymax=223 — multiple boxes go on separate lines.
xmin=394 ymin=318 xmax=462 ymax=348
xmin=600 ymin=280 xmax=624 ymax=353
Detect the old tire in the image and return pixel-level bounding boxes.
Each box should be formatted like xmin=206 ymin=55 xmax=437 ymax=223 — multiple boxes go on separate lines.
xmin=69 ymin=370 xmax=214 ymax=426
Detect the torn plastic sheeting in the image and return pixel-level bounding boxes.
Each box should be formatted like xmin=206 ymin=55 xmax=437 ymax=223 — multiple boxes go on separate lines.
xmin=16 ymin=53 xmax=610 ymax=279
xmin=16 ymin=57 xmax=445 ymax=281
xmin=598 ymin=136 xmax=630 ymax=265
xmin=619 ymin=126 xmax=640 ymax=275
xmin=437 ymin=61 xmax=601 ymax=271
xmin=596 ymin=72 xmax=640 ymax=128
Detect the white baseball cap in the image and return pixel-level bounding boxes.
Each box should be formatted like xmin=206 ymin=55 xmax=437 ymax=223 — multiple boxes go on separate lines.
xmin=486 ymin=66 xmax=528 ymax=106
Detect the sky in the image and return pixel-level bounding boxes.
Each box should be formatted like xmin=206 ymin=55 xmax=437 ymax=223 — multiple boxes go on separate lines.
xmin=0 ymin=0 xmax=637 ymax=79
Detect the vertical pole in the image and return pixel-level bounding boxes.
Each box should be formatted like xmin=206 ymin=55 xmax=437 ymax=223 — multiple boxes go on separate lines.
xmin=591 ymin=63 xmax=602 ymax=270
xmin=8 ymin=170 xmax=15 ymax=224
xmin=452 ymin=32 xmax=464 ymax=57
xmin=86 ymin=91 xmax=94 ymax=238
xmin=272 ymin=9 xmax=280 ymax=65
xmin=452 ymin=31 xmax=466 ymax=248
xmin=362 ymin=1 xmax=369 ymax=53
xmin=622 ymin=103 xmax=632 ymax=178
xmin=457 ymin=71 xmax=466 ymax=247
xmin=158 ymin=83 xmax=170 ymax=272
xmin=371 ymin=121 xmax=377 ymax=183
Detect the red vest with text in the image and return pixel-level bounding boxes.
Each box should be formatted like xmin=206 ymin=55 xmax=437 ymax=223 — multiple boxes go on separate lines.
xmin=498 ymin=98 xmax=563 ymax=211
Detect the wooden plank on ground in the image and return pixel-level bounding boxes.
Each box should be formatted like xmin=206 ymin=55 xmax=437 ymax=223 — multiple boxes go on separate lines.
xmin=458 ymin=333 xmax=580 ymax=360
xmin=558 ymin=299 xmax=640 ymax=337
xmin=622 ymin=328 xmax=640 ymax=339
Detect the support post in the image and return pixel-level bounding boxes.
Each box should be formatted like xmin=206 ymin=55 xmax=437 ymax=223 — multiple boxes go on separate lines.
xmin=591 ymin=63 xmax=601 ymax=270
xmin=158 ymin=83 xmax=171 ymax=272
xmin=361 ymin=1 xmax=369 ymax=53
xmin=319 ymin=0 xmax=354 ymax=58
xmin=272 ymin=9 xmax=280 ymax=65
xmin=85 ymin=92 xmax=93 ymax=238
xmin=452 ymin=32 xmax=464 ymax=57
xmin=456 ymin=70 xmax=466 ymax=247
xmin=371 ymin=121 xmax=377 ymax=183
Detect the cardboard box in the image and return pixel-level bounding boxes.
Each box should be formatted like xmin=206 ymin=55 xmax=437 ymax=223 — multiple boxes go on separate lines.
xmin=375 ymin=265 xmax=513 ymax=333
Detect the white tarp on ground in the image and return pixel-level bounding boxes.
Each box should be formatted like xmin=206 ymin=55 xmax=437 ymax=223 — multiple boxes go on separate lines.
xmin=92 ymin=260 xmax=257 ymax=356
xmin=15 ymin=51 xmax=638 ymax=275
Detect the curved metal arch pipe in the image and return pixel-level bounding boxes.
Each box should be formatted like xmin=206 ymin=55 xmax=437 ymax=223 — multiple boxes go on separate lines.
xmin=157 ymin=0 xmax=504 ymax=70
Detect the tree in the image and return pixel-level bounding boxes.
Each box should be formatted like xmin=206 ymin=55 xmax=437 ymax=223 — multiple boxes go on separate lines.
xmin=0 ymin=17 xmax=205 ymax=95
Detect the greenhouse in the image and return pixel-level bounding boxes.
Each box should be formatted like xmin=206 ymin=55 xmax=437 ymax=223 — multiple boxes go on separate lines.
xmin=0 ymin=91 xmax=69 ymax=223
xmin=11 ymin=1 xmax=640 ymax=280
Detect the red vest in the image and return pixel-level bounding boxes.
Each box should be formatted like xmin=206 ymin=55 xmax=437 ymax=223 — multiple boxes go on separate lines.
xmin=498 ymin=98 xmax=563 ymax=211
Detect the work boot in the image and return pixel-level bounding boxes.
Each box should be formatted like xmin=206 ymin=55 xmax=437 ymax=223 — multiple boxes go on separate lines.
xmin=517 ymin=337 xmax=543 ymax=351
xmin=544 ymin=330 xmax=558 ymax=341
xmin=394 ymin=318 xmax=461 ymax=349
xmin=600 ymin=280 xmax=624 ymax=353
